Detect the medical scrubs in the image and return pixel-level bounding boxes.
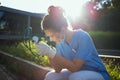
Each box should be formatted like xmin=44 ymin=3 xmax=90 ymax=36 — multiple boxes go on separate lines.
xmin=56 ymin=29 xmax=110 ymax=80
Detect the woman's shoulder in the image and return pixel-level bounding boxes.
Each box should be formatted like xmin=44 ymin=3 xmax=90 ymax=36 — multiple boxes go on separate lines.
xmin=74 ymin=29 xmax=89 ymax=36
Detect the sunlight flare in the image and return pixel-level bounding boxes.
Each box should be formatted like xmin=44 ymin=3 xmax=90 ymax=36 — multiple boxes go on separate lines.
xmin=51 ymin=0 xmax=90 ymax=20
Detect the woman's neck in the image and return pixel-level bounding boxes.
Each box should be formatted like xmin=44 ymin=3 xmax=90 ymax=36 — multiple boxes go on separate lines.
xmin=65 ymin=29 xmax=74 ymax=44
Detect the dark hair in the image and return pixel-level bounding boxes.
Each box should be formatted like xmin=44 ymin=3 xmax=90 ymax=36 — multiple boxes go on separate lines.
xmin=41 ymin=5 xmax=68 ymax=32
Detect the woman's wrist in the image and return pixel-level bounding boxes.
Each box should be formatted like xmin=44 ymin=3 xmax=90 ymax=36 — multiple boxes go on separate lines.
xmin=48 ymin=48 xmax=56 ymax=59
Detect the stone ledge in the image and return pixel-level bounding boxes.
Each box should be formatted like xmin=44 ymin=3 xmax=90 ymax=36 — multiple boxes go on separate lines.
xmin=0 ymin=51 xmax=52 ymax=80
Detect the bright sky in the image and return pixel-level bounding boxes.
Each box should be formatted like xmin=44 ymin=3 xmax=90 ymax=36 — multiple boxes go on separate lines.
xmin=0 ymin=0 xmax=90 ymax=19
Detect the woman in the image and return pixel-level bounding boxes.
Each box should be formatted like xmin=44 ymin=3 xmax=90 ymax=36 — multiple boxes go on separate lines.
xmin=37 ymin=5 xmax=110 ymax=80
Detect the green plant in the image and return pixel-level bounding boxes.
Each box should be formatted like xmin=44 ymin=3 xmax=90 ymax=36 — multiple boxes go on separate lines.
xmin=0 ymin=41 xmax=50 ymax=66
xmin=103 ymin=58 xmax=120 ymax=80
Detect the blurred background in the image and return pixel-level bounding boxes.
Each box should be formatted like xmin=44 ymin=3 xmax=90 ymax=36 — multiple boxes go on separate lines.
xmin=0 ymin=0 xmax=120 ymax=80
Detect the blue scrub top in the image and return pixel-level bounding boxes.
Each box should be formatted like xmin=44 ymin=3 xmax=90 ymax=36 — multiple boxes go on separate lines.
xmin=56 ymin=29 xmax=110 ymax=80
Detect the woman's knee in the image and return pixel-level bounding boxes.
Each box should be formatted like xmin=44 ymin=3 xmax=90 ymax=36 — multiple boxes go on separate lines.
xmin=45 ymin=71 xmax=58 ymax=80
xmin=69 ymin=71 xmax=105 ymax=80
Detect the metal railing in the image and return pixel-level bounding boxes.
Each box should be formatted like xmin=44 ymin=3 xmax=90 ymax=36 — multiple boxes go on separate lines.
xmin=97 ymin=49 xmax=120 ymax=58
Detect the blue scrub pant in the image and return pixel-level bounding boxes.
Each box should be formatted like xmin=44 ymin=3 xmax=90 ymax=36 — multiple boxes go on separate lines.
xmin=45 ymin=69 xmax=105 ymax=80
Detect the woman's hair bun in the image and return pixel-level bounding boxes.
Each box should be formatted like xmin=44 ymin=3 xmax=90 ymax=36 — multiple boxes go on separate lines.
xmin=48 ymin=5 xmax=64 ymax=17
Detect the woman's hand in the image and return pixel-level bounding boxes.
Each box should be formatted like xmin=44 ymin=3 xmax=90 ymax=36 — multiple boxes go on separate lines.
xmin=49 ymin=58 xmax=62 ymax=73
xmin=35 ymin=42 xmax=56 ymax=59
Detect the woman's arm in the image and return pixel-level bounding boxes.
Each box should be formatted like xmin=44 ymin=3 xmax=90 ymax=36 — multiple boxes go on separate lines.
xmin=35 ymin=42 xmax=85 ymax=72
xmin=49 ymin=58 xmax=62 ymax=73
xmin=52 ymin=54 xmax=85 ymax=72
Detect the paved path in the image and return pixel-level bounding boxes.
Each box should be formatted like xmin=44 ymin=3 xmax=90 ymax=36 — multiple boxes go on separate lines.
xmin=0 ymin=64 xmax=17 ymax=80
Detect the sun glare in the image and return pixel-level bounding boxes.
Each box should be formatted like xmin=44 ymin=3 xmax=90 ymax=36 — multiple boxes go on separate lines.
xmin=51 ymin=0 xmax=90 ymax=20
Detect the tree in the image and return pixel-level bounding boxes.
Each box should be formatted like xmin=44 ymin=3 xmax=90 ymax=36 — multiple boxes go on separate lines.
xmin=112 ymin=0 xmax=120 ymax=8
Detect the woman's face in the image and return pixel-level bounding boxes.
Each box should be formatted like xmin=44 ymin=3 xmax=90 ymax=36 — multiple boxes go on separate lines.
xmin=44 ymin=29 xmax=63 ymax=43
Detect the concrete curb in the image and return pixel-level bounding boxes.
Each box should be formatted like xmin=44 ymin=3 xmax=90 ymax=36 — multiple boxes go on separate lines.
xmin=0 ymin=51 xmax=52 ymax=80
